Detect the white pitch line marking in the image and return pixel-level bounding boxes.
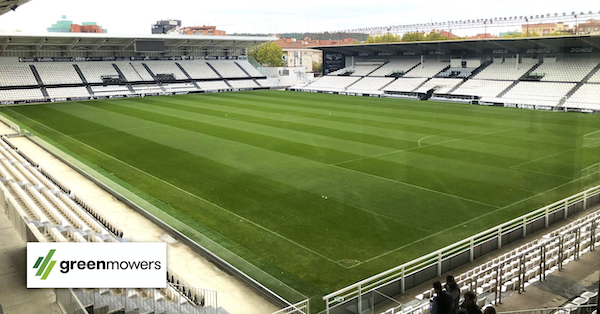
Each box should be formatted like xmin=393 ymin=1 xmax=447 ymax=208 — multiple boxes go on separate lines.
xmin=6 ymin=108 xmax=351 ymax=268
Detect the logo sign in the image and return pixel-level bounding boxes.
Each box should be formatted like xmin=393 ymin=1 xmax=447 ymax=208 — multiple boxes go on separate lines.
xmin=28 ymin=242 xmax=167 ymax=288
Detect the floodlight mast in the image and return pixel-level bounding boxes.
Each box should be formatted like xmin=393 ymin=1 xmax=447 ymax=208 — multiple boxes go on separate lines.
xmin=324 ymin=10 xmax=600 ymax=36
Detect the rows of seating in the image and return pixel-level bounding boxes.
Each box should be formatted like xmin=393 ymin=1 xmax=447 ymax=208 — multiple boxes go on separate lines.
xmin=473 ymin=59 xmax=537 ymax=81
xmin=46 ymin=86 xmax=90 ymax=98
xmin=403 ymin=60 xmax=449 ymax=78
xmin=369 ymin=59 xmax=421 ymax=77
xmin=0 ymin=136 xmax=210 ymax=314
xmin=0 ymin=64 xmax=38 ymax=86
xmin=329 ymin=64 xmax=382 ymax=77
xmin=589 ymin=68 xmax=600 ymax=83
xmin=132 ymin=84 xmax=164 ymax=94
xmin=414 ymin=78 xmax=462 ymax=94
xmin=162 ymin=82 xmax=199 ymax=93
xmin=558 ymin=290 xmax=598 ymax=314
xmin=483 ymin=82 xmax=576 ymax=107
xmin=437 ymin=67 xmax=476 ymax=78
xmin=304 ymin=76 xmax=361 ymax=92
xmin=382 ymin=78 xmax=428 ymax=93
xmin=535 ymin=58 xmax=599 ymax=82
xmin=384 ymin=210 xmax=600 ymax=314
xmin=35 ymin=63 xmax=83 ymax=85
xmin=145 ymin=61 xmax=188 ymax=80
xmin=346 ymin=77 xmax=395 ymax=95
xmin=0 ymin=88 xmax=44 ymax=102
xmin=451 ymin=79 xmax=513 ymax=98
xmin=300 ymin=57 xmax=600 ymax=112
xmin=91 ymin=85 xmax=131 ymax=96
xmin=0 ymin=59 xmax=268 ymax=102
xmin=76 ymin=62 xmax=120 ymax=83
xmin=563 ymin=84 xmax=600 ymax=110
xmin=227 ymin=79 xmax=260 ymax=89
xmin=206 ymin=60 xmax=248 ymax=78
xmin=178 ymin=61 xmax=221 ymax=79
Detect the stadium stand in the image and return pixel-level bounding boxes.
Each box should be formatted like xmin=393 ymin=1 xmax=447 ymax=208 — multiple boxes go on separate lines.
xmin=178 ymin=61 xmax=221 ymax=80
xmin=132 ymin=84 xmax=164 ymax=94
xmin=76 ymin=62 xmax=121 ymax=83
xmin=206 ymin=60 xmax=248 ymax=78
xmin=128 ymin=62 xmax=155 ymax=81
xmin=114 ymin=62 xmax=151 ymax=82
xmin=145 ymin=61 xmax=188 ymax=80
xmin=91 ymin=85 xmax=132 ymax=97
xmin=369 ymin=59 xmax=421 ymax=77
xmin=196 ymin=80 xmax=231 ymax=91
xmin=414 ymin=78 xmax=463 ymax=94
xmin=329 ymin=64 xmax=382 ymax=76
xmin=535 ymin=58 xmax=599 ymax=82
xmin=381 ymin=209 xmax=600 ymax=314
xmin=46 ymin=86 xmax=90 ymax=99
xmin=162 ymin=82 xmax=200 ymax=93
xmin=451 ymin=79 xmax=514 ymax=98
xmin=0 ymin=64 xmax=38 ymax=86
xmin=236 ymin=60 xmax=264 ymax=77
xmin=403 ymin=59 xmax=449 ymax=78
xmin=382 ymin=77 xmax=429 ymax=93
xmin=563 ymin=84 xmax=600 ymax=110
xmin=472 ymin=59 xmax=538 ymax=81
xmin=304 ymin=76 xmax=361 ymax=92
xmin=34 ymin=63 xmax=83 ymax=85
xmin=345 ymin=77 xmax=395 ymax=95
xmin=227 ymin=79 xmax=260 ymax=89
xmin=0 ymin=88 xmax=44 ymax=102
xmin=485 ymin=82 xmax=576 ymax=106
xmin=0 ymin=135 xmax=213 ymax=314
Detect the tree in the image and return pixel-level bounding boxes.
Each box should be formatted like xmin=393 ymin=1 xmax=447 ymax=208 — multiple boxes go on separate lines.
xmin=401 ymin=32 xmax=425 ymax=42
xmin=312 ymin=61 xmax=322 ymax=74
xmin=365 ymin=34 xmax=401 ymax=43
xmin=250 ymin=42 xmax=285 ymax=67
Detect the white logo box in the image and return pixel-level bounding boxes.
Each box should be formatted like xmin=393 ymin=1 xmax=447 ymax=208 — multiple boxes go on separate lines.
xmin=28 ymin=242 xmax=167 ymax=288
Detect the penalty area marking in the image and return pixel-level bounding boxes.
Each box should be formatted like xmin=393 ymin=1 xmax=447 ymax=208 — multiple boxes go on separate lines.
xmin=5 ymin=108 xmax=352 ymax=269
xmin=350 ymin=162 xmax=600 ymax=268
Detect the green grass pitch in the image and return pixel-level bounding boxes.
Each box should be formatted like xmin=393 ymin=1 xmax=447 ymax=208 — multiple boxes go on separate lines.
xmin=2 ymin=90 xmax=600 ymax=303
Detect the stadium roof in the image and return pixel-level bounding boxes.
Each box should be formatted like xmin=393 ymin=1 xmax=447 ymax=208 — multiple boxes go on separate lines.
xmin=0 ymin=32 xmax=275 ymax=56
xmin=315 ymin=34 xmax=600 ymax=55
xmin=0 ymin=0 xmax=29 ymax=16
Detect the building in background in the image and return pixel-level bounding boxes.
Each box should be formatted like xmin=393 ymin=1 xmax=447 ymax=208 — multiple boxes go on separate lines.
xmin=577 ymin=19 xmax=600 ymax=35
xmin=276 ymin=38 xmax=322 ymax=72
xmin=47 ymin=16 xmax=106 ymax=33
xmin=151 ymin=19 xmax=182 ymax=34
xmin=168 ymin=25 xmax=226 ymax=36
xmin=521 ymin=22 xmax=570 ymax=35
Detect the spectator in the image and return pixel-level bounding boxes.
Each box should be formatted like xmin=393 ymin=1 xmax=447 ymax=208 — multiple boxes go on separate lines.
xmin=483 ymin=306 xmax=496 ymax=314
xmin=431 ymin=281 xmax=454 ymax=314
xmin=459 ymin=291 xmax=482 ymax=314
xmin=446 ymin=275 xmax=461 ymax=314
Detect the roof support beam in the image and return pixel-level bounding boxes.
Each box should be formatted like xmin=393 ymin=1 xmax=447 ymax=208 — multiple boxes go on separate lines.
xmin=93 ymin=38 xmax=108 ymax=51
xmin=36 ymin=38 xmax=46 ymax=51
xmin=580 ymin=38 xmax=600 ymax=50
xmin=121 ymin=39 xmax=136 ymax=51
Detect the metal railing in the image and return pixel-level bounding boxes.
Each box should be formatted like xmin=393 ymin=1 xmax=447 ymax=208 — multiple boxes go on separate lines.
xmin=271 ymin=299 xmax=310 ymax=314
xmin=498 ymin=304 xmax=598 ymax=314
xmin=54 ymin=289 xmax=88 ymax=314
xmin=323 ymin=185 xmax=600 ymax=313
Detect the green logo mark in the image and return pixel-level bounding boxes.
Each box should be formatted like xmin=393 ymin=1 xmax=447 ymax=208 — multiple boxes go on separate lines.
xmin=33 ymin=249 xmax=56 ymax=280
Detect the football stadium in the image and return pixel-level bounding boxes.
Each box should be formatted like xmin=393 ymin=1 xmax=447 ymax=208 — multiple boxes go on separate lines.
xmin=0 ymin=2 xmax=599 ymax=314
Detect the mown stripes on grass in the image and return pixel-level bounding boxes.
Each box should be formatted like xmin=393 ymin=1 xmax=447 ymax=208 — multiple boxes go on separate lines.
xmin=3 ymin=90 xmax=600 ymax=299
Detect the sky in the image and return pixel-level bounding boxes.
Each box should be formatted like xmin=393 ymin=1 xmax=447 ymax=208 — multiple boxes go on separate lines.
xmin=0 ymin=0 xmax=596 ymax=36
